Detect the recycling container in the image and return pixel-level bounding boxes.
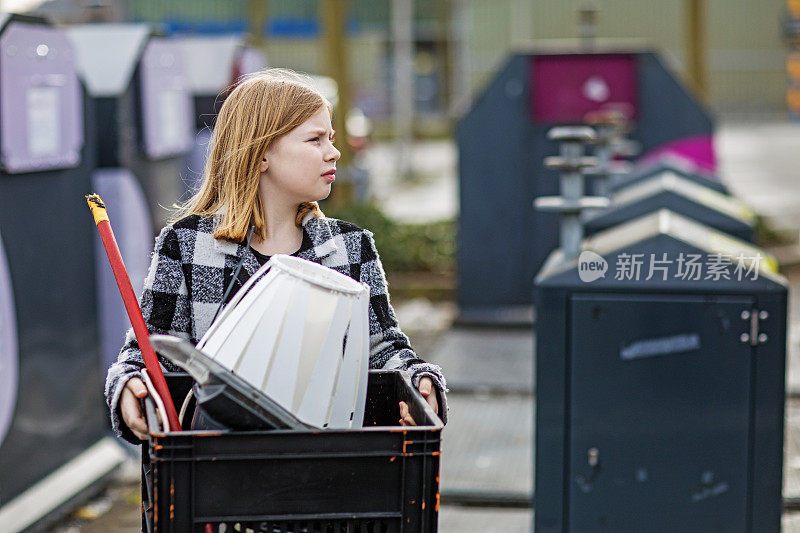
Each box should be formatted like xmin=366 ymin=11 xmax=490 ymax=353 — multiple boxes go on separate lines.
xmin=0 ymin=14 xmax=124 ymax=531
xmin=457 ymin=50 xmax=714 ymax=322
xmin=534 ymin=209 xmax=786 ymax=532
xmin=583 ymin=173 xmax=755 ymax=241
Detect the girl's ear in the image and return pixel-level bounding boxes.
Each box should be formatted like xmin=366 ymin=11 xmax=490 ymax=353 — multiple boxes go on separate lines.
xmin=259 ymin=157 xmax=268 ymax=173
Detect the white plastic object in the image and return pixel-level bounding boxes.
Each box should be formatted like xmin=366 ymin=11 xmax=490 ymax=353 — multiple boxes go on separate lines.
xmin=197 ymin=255 xmax=371 ymax=429
xmin=140 ymin=369 xmax=171 ymax=432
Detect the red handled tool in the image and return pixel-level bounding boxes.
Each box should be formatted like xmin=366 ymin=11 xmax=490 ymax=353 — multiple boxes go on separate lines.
xmin=86 ymin=194 xmax=180 ymax=432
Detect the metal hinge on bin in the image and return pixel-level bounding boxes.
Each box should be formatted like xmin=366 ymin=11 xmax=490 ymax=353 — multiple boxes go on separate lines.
xmin=740 ymin=309 xmax=769 ymax=345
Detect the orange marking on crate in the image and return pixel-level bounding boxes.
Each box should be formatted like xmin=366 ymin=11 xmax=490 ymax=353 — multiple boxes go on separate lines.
xmin=435 ymin=492 xmax=440 ymax=512
xmin=390 ymin=456 xmax=396 ymax=462
xmin=170 ymin=480 xmax=175 ymax=519
xmin=422 ymin=500 xmax=426 ymax=510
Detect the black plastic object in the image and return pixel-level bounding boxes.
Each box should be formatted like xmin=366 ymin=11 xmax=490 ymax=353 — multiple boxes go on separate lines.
xmin=142 ymin=370 xmax=443 ymax=532
xmin=150 ymin=334 xmax=307 ymax=431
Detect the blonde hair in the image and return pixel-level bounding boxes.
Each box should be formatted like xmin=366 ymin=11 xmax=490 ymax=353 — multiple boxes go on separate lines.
xmin=174 ymin=68 xmax=328 ymax=242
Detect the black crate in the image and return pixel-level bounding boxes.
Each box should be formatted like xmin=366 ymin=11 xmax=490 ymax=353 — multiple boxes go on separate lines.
xmin=142 ymin=370 xmax=443 ymax=533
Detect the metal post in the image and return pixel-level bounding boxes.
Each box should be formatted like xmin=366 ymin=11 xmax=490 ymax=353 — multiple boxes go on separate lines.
xmin=435 ymin=0 xmax=453 ymax=115
xmin=559 ymin=135 xmax=589 ymax=259
xmin=246 ymin=0 xmax=269 ymax=50
xmin=321 ymin=0 xmax=353 ymax=205
xmin=785 ymin=0 xmax=800 ymax=120
xmin=593 ymin=133 xmax=613 ymax=197
xmin=392 ymin=0 xmax=414 ymax=181
xmin=685 ymin=0 xmax=707 ymax=102
xmin=577 ymin=2 xmax=598 ymax=52
xmin=584 ymin=109 xmax=635 ymax=197
xmin=534 ymin=127 xmax=609 ymax=261
xmin=450 ymin=0 xmax=472 ymax=116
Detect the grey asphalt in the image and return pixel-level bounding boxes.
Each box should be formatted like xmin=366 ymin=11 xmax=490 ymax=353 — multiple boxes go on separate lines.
xmin=48 ymin=119 xmax=800 ymax=532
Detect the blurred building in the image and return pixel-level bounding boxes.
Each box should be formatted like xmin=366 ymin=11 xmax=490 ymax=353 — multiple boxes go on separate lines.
xmin=22 ymin=0 xmax=794 ymax=125
xmin=466 ymin=0 xmax=790 ymax=117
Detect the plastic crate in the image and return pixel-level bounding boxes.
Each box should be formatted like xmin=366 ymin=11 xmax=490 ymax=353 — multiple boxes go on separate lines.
xmin=141 ymin=370 xmax=443 ymax=533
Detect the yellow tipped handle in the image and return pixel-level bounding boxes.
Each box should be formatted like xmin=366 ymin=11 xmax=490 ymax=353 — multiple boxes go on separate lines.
xmin=85 ymin=191 xmax=181 ymax=431
xmin=86 ymin=194 xmax=110 ymax=225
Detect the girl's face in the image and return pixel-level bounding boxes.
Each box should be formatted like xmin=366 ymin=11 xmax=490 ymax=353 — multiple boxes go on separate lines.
xmin=260 ymin=106 xmax=340 ymax=206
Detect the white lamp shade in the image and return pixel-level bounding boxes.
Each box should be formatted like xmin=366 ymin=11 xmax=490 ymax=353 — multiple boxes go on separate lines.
xmin=197 ymin=255 xmax=370 ymax=429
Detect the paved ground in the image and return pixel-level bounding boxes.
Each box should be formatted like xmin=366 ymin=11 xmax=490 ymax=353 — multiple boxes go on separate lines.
xmin=365 ymin=140 xmax=457 ymax=223
xmin=716 ymin=121 xmax=800 ymax=233
xmin=46 ymin=118 xmax=800 ymax=532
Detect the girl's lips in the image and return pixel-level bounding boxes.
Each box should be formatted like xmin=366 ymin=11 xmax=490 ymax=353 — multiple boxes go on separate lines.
xmin=323 ymin=172 xmax=336 ymax=182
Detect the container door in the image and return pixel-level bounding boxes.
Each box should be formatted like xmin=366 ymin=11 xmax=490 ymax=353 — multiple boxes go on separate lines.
xmin=568 ymin=293 xmax=754 ymax=532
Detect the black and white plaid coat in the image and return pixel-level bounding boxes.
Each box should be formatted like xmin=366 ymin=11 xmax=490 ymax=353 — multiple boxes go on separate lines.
xmin=105 ymin=212 xmax=448 ymax=441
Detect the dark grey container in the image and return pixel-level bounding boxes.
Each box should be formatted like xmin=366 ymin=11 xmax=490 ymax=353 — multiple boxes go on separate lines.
xmin=0 ymin=13 xmax=111 ymax=526
xmin=456 ymin=50 xmax=714 ymax=322
xmin=611 ymin=156 xmax=729 ymax=195
xmin=584 ymin=173 xmax=755 ymax=242
xmin=534 ymin=210 xmax=786 ymax=533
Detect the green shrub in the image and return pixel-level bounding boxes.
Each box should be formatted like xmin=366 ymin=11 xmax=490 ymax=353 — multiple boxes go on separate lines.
xmin=322 ymin=203 xmax=455 ymax=274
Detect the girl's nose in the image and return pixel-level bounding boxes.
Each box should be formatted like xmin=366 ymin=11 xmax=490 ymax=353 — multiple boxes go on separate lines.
xmin=328 ymin=143 xmax=341 ymax=162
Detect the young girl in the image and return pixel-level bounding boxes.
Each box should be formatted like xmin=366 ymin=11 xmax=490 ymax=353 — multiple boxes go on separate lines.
xmin=104 ymin=69 xmax=448 ymax=441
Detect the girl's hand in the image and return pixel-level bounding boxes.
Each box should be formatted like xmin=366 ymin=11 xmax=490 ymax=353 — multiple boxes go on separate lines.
xmin=399 ymin=401 xmax=416 ymax=426
xmin=399 ymin=377 xmax=439 ymax=426
xmin=120 ymin=377 xmax=149 ymax=441
xmin=417 ymin=377 xmax=438 ymax=415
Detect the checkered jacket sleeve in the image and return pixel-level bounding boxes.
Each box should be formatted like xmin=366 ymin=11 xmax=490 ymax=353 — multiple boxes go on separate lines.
xmin=104 ymin=225 xmax=189 ymax=442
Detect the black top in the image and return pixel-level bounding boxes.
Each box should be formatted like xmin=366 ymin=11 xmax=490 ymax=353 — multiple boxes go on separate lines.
xmin=250 ymin=229 xmax=314 ymax=266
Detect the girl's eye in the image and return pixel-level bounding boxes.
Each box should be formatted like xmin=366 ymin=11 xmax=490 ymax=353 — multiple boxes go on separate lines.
xmin=309 ymin=136 xmax=321 ymax=143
